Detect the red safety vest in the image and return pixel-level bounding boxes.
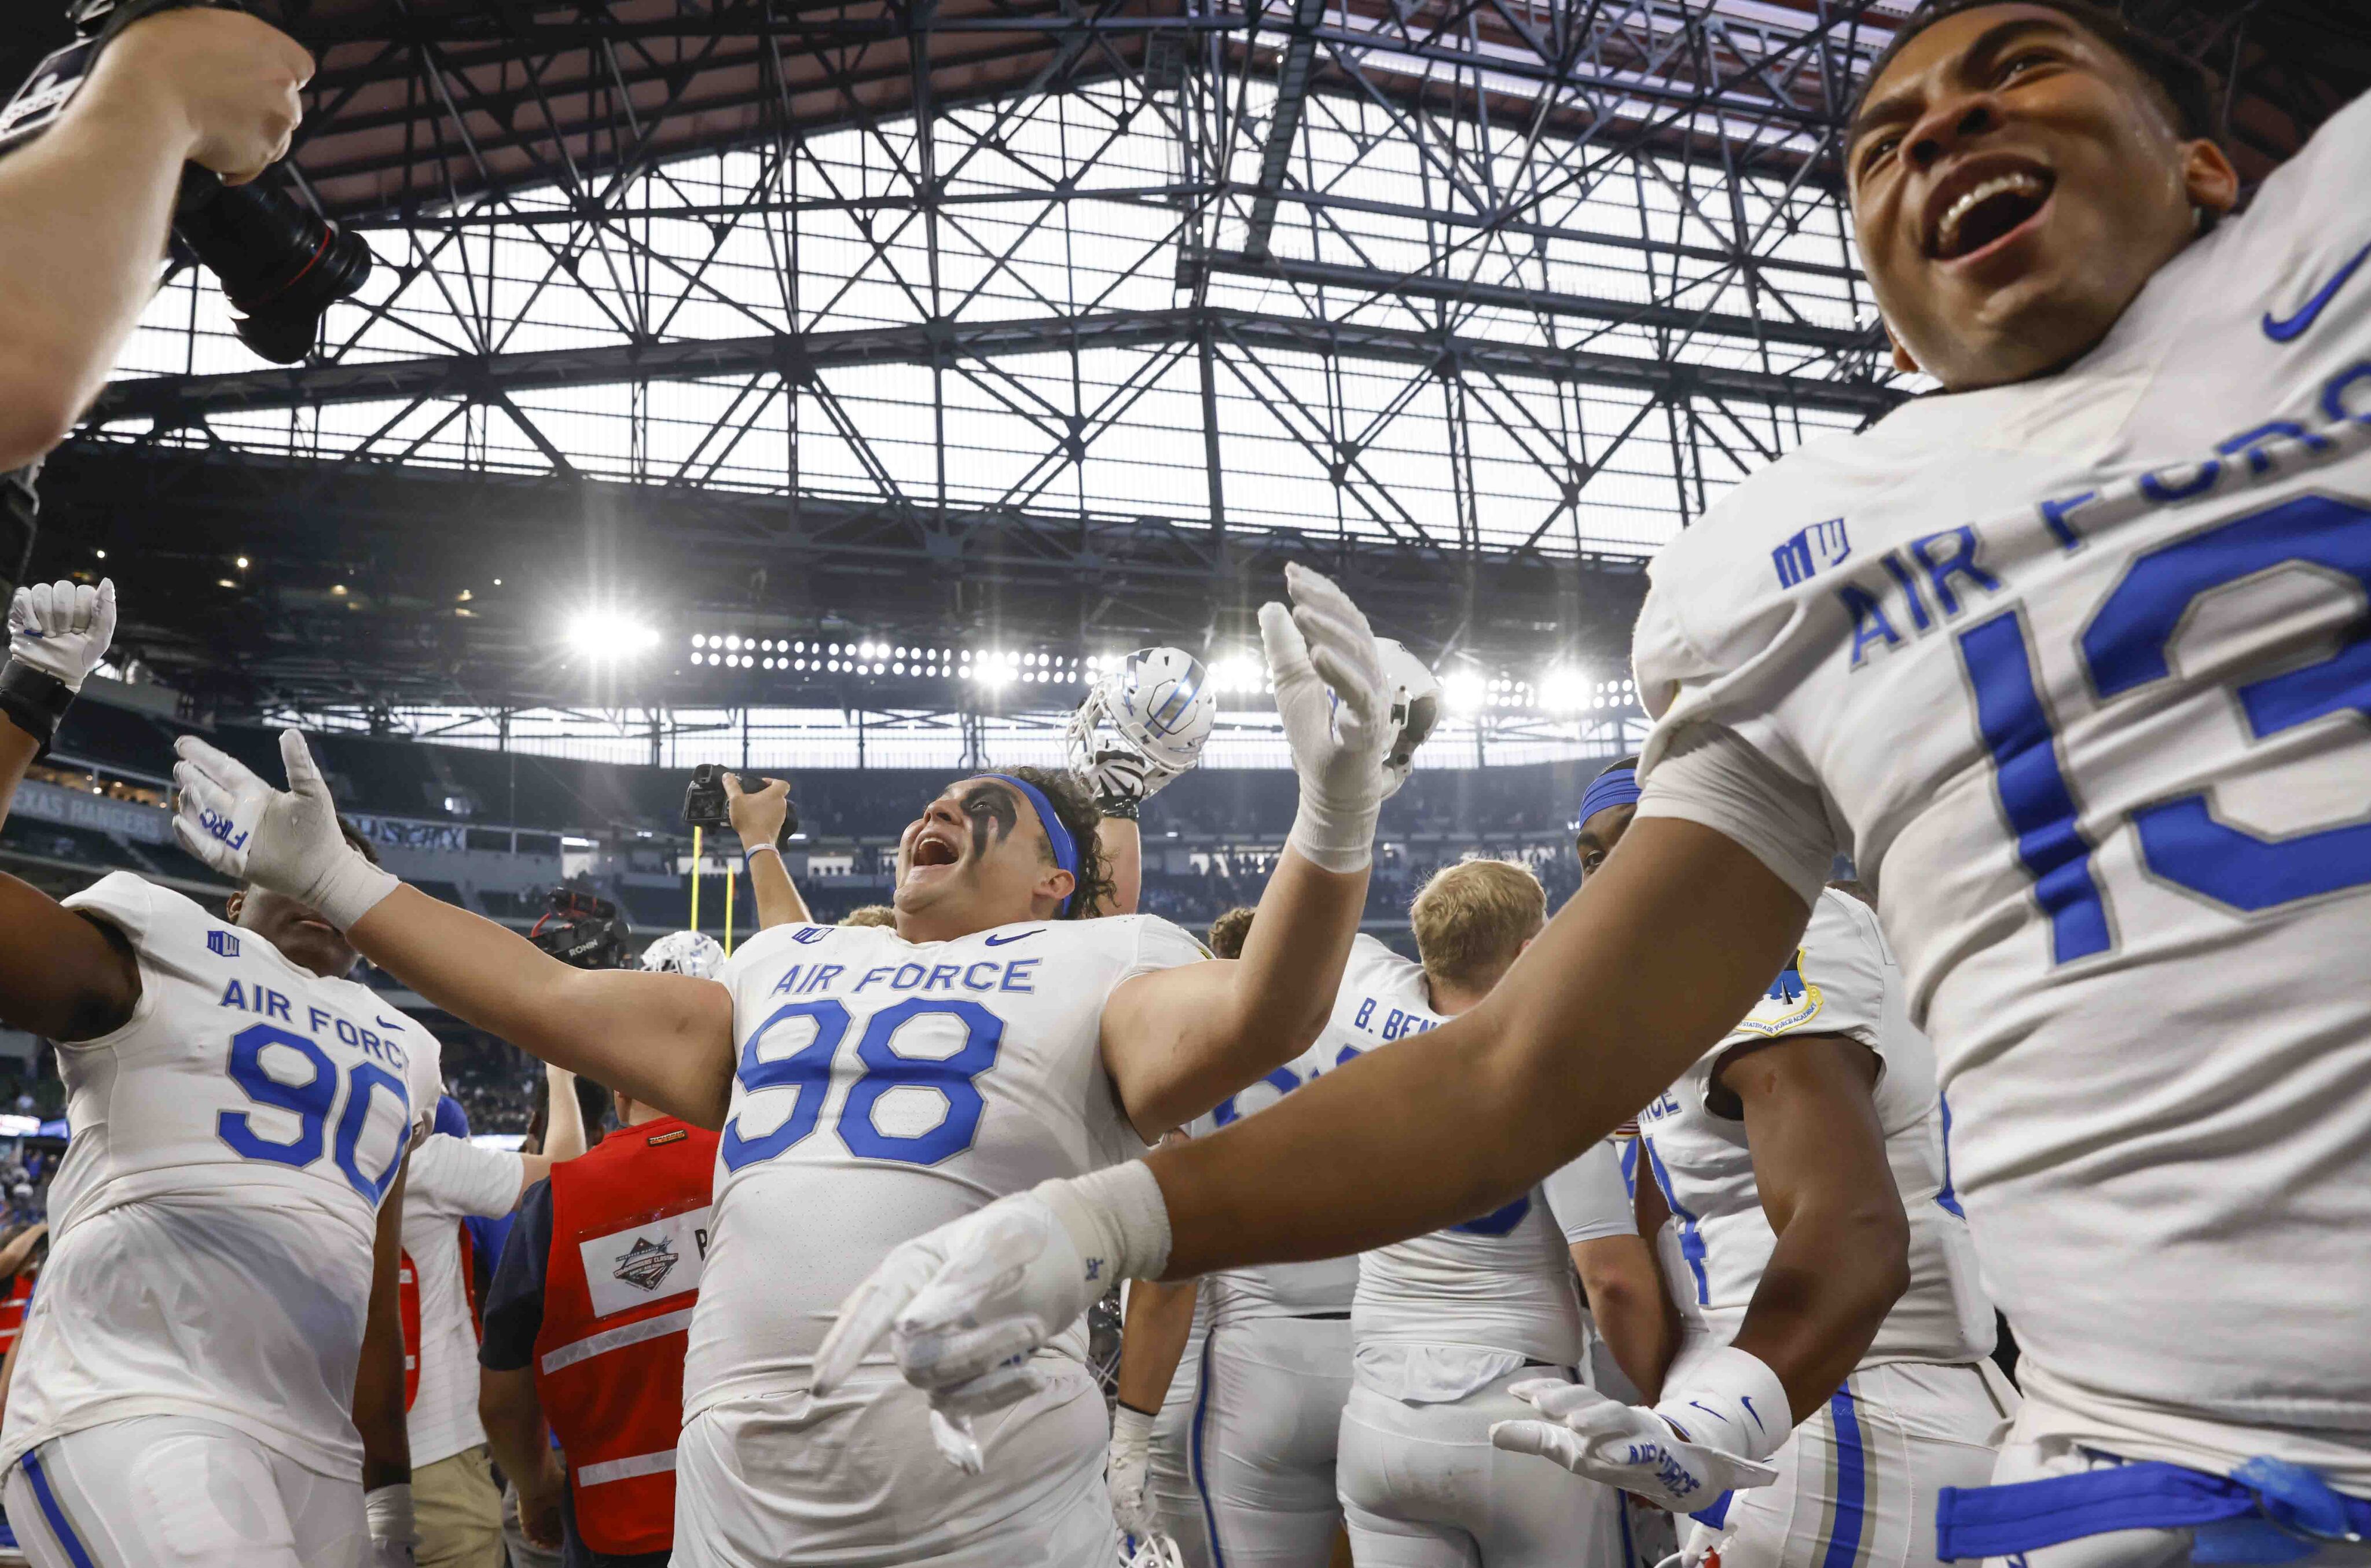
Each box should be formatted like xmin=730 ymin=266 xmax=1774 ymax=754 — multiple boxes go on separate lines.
xmin=532 ymin=1117 xmax=718 ymax=1556
xmin=397 ymin=1223 xmax=476 ymax=1411
xmin=0 ymin=1270 xmax=34 ymax=1357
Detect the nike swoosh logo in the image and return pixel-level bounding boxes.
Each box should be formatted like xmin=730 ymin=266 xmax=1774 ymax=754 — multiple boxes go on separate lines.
xmin=983 ymin=930 xmax=1042 ymax=947
xmin=1741 ymin=1395 xmax=1765 ymax=1431
xmin=2263 ymin=238 xmax=2371 ymax=343
xmin=376 ymin=1016 xmax=407 ymax=1032
xmin=1687 ymin=1400 xmax=1731 ymax=1426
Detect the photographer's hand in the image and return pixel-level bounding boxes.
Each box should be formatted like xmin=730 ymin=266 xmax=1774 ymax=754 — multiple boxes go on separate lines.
xmin=0 ymin=7 xmax=313 ymax=466
xmin=95 ymin=8 xmax=314 ymax=186
xmin=725 ymin=774 xmax=812 ymax=931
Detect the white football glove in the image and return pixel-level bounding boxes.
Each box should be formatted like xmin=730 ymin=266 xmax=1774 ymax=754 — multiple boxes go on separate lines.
xmin=1489 ymin=1349 xmax=1787 ymax=1514
xmin=8 ymin=578 xmax=116 ymax=691
xmin=171 ymin=729 xmax=398 ymax=928
xmin=364 ymin=1483 xmax=419 ymax=1568
xmin=813 ymin=1162 xmax=1172 ymax=1470
xmin=1262 ymin=564 xmax=1388 ymax=873
xmin=1109 ymin=1403 xmax=1159 ymax=1543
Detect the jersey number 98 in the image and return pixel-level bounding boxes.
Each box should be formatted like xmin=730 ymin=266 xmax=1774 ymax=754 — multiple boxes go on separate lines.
xmin=722 ymin=998 xmax=1005 ymax=1172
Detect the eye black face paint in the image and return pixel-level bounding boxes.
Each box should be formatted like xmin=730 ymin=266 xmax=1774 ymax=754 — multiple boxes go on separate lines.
xmin=958 ymin=781 xmax=1019 ymax=861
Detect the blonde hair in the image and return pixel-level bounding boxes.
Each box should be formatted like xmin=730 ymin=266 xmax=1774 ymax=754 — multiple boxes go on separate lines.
xmin=841 ymin=905 xmax=898 ymax=929
xmin=1410 ymin=860 xmax=1546 ymax=991
xmin=1207 ymin=905 xmax=1257 ymax=960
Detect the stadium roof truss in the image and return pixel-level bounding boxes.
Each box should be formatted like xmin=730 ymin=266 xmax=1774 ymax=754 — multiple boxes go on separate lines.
xmin=36 ymin=0 xmax=2359 ymax=719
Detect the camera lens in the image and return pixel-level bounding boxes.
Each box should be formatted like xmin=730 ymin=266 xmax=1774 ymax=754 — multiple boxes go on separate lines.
xmin=173 ymin=169 xmax=373 ymax=365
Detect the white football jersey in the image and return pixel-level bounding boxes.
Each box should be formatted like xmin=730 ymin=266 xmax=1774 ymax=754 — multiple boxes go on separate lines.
xmin=1628 ymin=97 xmax=2371 ymax=1478
xmin=1335 ymin=938 xmax=1629 ymax=1386
xmin=0 ymin=873 xmax=443 ymax=1478
xmin=692 ymin=913 xmax=1206 ymax=1412
xmin=1635 ymin=888 xmax=1991 ymax=1367
xmin=401 ymin=1132 xmax=525 ymax=1467
xmin=1188 ymin=1029 xmax=1368 ymax=1329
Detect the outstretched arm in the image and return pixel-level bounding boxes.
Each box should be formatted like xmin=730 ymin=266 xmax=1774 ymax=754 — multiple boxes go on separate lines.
xmin=172 ymin=732 xmax=738 ymax=1126
xmin=1146 ymin=819 xmax=1804 ymax=1275
xmin=1723 ymin=1034 xmax=1909 ymax=1420
xmin=1099 ymin=847 xmax=1367 ymax=1136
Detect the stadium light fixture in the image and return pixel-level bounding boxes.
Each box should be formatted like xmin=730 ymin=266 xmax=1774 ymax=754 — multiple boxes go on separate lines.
xmin=1537 ymin=667 xmax=1591 ymax=714
xmin=1441 ymin=670 xmax=1486 ymax=713
xmin=567 ymin=611 xmax=661 ymax=660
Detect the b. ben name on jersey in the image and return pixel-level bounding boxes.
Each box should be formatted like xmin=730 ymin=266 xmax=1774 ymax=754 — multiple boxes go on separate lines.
xmin=215 ymin=978 xmax=410 ymax=1072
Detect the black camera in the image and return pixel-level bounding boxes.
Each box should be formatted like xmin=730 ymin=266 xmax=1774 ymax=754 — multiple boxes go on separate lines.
xmin=527 ymin=886 xmax=633 ymax=971
xmin=682 ymin=764 xmax=798 ymax=850
xmin=0 ymin=0 xmax=372 ymax=365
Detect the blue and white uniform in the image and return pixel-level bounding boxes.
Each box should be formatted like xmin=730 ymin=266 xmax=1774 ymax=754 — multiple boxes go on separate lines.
xmin=1339 ymin=970 xmax=1636 ymax=1568
xmin=1639 ymin=888 xmax=2010 ymax=1568
xmin=1172 ymin=1025 xmax=1367 ymax=1567
xmin=1146 ymin=1285 xmax=1217 ymax=1568
xmin=684 ymin=914 xmax=1207 ymax=1567
xmin=0 ymin=873 xmax=442 ymax=1568
xmin=1628 ymin=93 xmax=2371 ymax=1561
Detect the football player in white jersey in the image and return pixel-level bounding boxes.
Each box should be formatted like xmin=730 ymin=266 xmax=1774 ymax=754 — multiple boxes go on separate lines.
xmin=166 ymin=565 xmax=1395 ymax=1568
xmin=825 ymin=8 xmax=2371 ymax=1563
xmin=0 ymin=586 xmax=442 ymax=1567
xmin=1333 ymin=860 xmax=1634 ymax=1568
xmin=1560 ymin=761 xmax=2013 ymax=1568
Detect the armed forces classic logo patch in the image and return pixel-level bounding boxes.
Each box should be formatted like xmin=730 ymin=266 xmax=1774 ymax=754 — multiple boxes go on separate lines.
xmin=1735 ymin=948 xmax=1822 ymax=1037
xmin=612 ymin=1235 xmax=681 ymax=1293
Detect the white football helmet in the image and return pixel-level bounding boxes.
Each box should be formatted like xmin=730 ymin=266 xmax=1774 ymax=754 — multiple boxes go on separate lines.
xmin=1119 ymin=1533 xmax=1188 ymax=1568
xmin=1066 ymin=647 xmax=1217 ymax=811
xmin=1375 ymin=637 xmax=1441 ymax=798
xmin=641 ymin=929 xmax=725 ymax=980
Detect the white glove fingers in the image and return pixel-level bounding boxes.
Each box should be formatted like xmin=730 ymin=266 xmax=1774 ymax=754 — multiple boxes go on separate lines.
xmin=894 ymin=1206 xmax=1046 ymax=1334
xmin=1510 ymin=1379 xmax=1608 ymax=1421
xmin=91 ymin=579 xmax=116 ymax=648
xmin=1488 ymin=1419 xmax=1584 ymax=1466
xmin=1283 ymin=563 xmax=1370 ymax=637
xmin=68 ymin=583 xmax=97 ymax=631
xmin=172 ymin=761 xmax=241 ymax=825
xmin=1256 ymin=600 xmax=1314 ymax=685
xmin=279 ymin=728 xmax=330 ymax=797
xmin=813 ymin=1257 xmax=929 ymax=1395
xmin=927 ymin=1359 xmax=1044 ymax=1420
xmin=926 ymin=1408 xmax=986 ymax=1475
xmin=28 ymin=583 xmax=58 ymax=638
xmin=174 ymin=735 xmax=267 ymax=795
xmin=893 ymin=1316 xmax=1043 ymax=1390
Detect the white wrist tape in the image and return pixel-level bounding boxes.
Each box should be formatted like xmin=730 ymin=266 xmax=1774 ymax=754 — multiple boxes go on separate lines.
xmin=313 ymin=851 xmax=401 ymax=933
xmin=1651 ymin=1345 xmax=1792 ymax=1464
xmin=1285 ymin=794 xmax=1377 ymax=875
xmin=1111 ymin=1401 xmax=1157 ymax=1448
xmin=364 ymin=1482 xmax=417 ymax=1547
xmin=1034 ymin=1159 xmax=1172 ymax=1284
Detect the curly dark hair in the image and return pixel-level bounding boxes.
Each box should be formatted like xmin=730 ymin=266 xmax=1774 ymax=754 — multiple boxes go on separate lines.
xmin=1004 ymin=765 xmax=1116 ymax=920
xmin=1848 ymin=1 xmax=2222 ymax=150
xmin=1206 ymin=905 xmax=1257 ymax=960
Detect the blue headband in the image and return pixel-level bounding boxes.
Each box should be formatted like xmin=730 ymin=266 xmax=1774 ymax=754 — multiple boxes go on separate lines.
xmin=982 ymin=774 xmax=1078 ymax=914
xmin=1578 ymin=766 xmax=1641 ymax=825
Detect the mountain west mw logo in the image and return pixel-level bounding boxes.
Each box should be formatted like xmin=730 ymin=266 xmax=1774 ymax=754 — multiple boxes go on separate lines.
xmin=1772 ymin=517 xmax=1851 ymax=589
xmin=207 ymin=930 xmax=241 ymax=959
xmin=612 ymin=1235 xmax=680 ymax=1293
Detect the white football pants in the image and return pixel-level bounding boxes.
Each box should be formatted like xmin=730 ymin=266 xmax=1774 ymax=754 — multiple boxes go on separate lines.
xmin=1189 ymin=1315 xmax=1354 ymax=1566
xmin=672 ymin=1354 xmax=1114 ymax=1567
xmin=4 ymin=1413 xmax=366 ymax=1568
xmin=1686 ymin=1360 xmax=2016 ymax=1568
xmin=1337 ymin=1368 xmax=1625 ymax=1568
xmin=1151 ymin=1317 xmax=1218 ymax=1568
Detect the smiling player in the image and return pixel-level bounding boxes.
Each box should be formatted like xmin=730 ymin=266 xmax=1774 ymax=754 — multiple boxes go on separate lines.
xmin=824 ymin=6 xmax=2371 ymax=1563
xmin=167 ymin=565 xmax=1394 ymax=1568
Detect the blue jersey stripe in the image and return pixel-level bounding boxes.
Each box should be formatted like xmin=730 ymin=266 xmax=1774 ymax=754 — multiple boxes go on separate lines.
xmin=1641 ymin=1137 xmax=1711 ymax=1305
xmin=19 ymin=1449 xmax=98 ymax=1568
xmin=1819 ymin=1387 xmax=1869 ymax=1568
xmin=1935 ymin=1094 xmax=1966 ymax=1218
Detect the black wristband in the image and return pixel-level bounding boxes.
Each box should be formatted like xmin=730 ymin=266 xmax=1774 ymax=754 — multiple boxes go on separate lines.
xmin=1116 ymin=1397 xmax=1162 ymax=1419
xmin=0 ymin=660 xmax=74 ymax=749
xmin=1096 ymin=795 xmax=1140 ymax=821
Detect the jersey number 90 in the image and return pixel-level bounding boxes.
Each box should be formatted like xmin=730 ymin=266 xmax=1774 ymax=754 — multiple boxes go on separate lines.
xmin=219 ymin=1024 xmax=410 ymax=1203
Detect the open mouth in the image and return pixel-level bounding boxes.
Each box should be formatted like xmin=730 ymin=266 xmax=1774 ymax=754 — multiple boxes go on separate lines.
xmin=1931 ymin=170 xmax=2054 ymax=262
xmin=911 ymin=836 xmax=960 ymax=871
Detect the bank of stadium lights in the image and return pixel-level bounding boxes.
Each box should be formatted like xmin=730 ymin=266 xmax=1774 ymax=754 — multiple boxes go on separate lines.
xmin=959 ymin=649 xmax=1086 ymax=688
xmin=1207 ymin=656 xmax=1269 ymax=695
xmin=566 ymin=611 xmax=660 ymax=661
xmin=1537 ymin=670 xmax=1638 ymax=714
xmin=684 ymin=634 xmax=964 ymax=677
